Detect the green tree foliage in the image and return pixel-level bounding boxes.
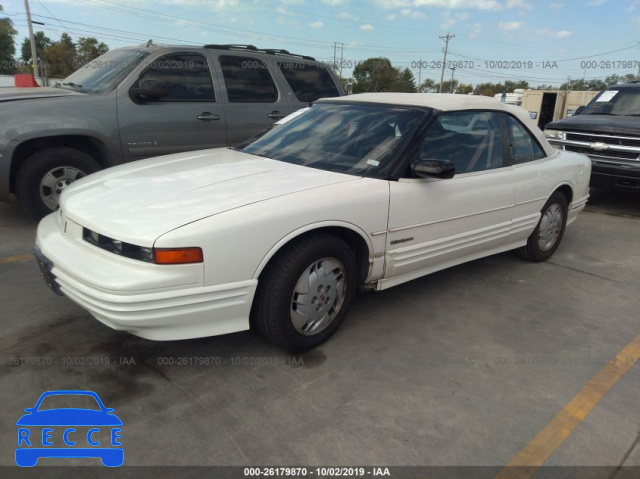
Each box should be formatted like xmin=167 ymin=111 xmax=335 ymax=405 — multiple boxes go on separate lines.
xmin=456 ymin=83 xmax=474 ymax=94
xmin=504 ymin=80 xmax=530 ymax=91
xmin=559 ymin=74 xmax=636 ymax=91
xmin=559 ymin=78 xmax=605 ymax=91
xmin=42 ymin=33 xmax=76 ymax=77
xmin=418 ymin=78 xmax=437 ymax=93
xmin=439 ymin=79 xmax=459 ymax=94
xmin=20 ymin=33 xmax=108 ymax=77
xmin=352 ymin=58 xmax=418 ymax=93
xmin=0 ymin=4 xmax=17 ymax=74
xmin=21 ymin=31 xmax=52 ymax=65
xmin=390 ymin=68 xmax=417 ymax=93
xmin=352 ymin=57 xmax=399 ymax=93
xmin=76 ymin=36 xmax=108 ymax=65
xmin=474 ymin=81 xmax=530 ymax=97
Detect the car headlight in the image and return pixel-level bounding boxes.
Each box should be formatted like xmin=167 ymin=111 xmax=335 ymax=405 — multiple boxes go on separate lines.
xmin=544 ymin=129 xmax=566 ymax=140
xmin=82 ymin=228 xmax=202 ymax=264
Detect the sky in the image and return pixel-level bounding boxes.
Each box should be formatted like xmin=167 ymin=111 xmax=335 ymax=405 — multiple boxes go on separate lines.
xmin=2 ymin=0 xmax=639 ymax=88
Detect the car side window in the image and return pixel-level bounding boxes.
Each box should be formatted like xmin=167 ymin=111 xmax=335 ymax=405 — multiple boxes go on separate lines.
xmin=219 ymin=55 xmax=278 ymax=102
xmin=135 ymin=53 xmax=214 ymax=101
xmin=504 ymin=115 xmax=546 ymax=164
xmin=419 ymin=111 xmax=505 ymax=174
xmin=278 ymin=62 xmax=341 ymax=102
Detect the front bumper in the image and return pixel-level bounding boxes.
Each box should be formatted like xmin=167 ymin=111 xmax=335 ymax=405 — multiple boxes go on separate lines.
xmin=35 ymin=213 xmax=257 ymax=340
xmin=590 ymin=163 xmax=640 ymax=191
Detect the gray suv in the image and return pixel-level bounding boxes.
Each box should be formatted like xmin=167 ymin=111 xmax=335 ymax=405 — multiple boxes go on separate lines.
xmin=0 ymin=43 xmax=344 ymax=219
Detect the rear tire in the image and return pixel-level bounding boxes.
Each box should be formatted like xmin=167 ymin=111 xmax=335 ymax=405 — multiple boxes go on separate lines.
xmin=253 ymin=233 xmax=358 ymax=353
xmin=516 ymin=191 xmax=568 ymax=262
xmin=16 ymin=147 xmax=101 ymax=220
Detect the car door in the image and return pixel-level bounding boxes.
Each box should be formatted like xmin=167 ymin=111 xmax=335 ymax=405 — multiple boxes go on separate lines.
xmin=503 ymin=113 xmax=557 ymax=244
xmin=117 ymin=51 xmax=227 ymax=160
xmin=213 ymin=54 xmax=296 ymax=146
xmin=383 ymin=110 xmax=517 ymax=287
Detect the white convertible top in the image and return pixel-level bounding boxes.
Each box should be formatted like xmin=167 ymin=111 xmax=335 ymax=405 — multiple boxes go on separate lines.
xmin=319 ymin=92 xmax=554 ymax=157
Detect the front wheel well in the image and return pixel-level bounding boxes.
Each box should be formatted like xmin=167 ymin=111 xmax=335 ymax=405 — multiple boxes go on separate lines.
xmin=10 ymin=136 xmax=111 ymax=193
xmin=258 ymin=227 xmax=371 ymax=285
xmin=555 ymin=184 xmax=573 ymax=204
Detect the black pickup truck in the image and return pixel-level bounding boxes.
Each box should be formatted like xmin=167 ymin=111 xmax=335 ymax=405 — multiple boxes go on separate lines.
xmin=544 ymin=82 xmax=640 ymax=191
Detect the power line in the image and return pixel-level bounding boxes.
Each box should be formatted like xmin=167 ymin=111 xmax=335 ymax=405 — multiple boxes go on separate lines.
xmin=35 ymin=0 xmax=80 ymax=39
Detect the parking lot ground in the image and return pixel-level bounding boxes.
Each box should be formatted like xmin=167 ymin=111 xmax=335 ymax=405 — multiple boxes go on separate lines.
xmin=1 ymin=189 xmax=639 ymax=478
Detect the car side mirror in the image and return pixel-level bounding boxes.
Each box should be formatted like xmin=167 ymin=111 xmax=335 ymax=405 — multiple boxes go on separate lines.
xmin=129 ymin=86 xmax=169 ymax=103
xmin=412 ymin=158 xmax=456 ymax=179
xmin=574 ymin=105 xmax=585 ymax=115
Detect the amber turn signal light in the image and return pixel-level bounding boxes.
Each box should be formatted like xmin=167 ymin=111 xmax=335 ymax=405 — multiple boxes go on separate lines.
xmin=154 ymin=248 xmax=203 ymax=264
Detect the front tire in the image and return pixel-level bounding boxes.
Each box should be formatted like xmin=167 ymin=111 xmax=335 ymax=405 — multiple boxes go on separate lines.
xmin=16 ymin=147 xmax=101 ymax=220
xmin=516 ymin=191 xmax=568 ymax=262
xmin=253 ymin=233 xmax=358 ymax=353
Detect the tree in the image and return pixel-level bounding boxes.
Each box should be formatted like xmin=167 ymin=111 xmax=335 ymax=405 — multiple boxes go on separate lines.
xmin=474 ymin=82 xmax=504 ymax=97
xmin=352 ymin=57 xmax=399 ymax=93
xmin=390 ymin=68 xmax=416 ymax=92
xmin=603 ymin=73 xmax=636 ymax=86
xmin=42 ymin=33 xmax=76 ymax=77
xmin=0 ymin=4 xmax=17 ymax=74
xmin=21 ymin=31 xmax=51 ymax=65
xmin=418 ymin=78 xmax=437 ymax=93
xmin=76 ymin=37 xmax=108 ymax=65
xmin=456 ymin=83 xmax=474 ymax=94
xmin=504 ymin=80 xmax=530 ymax=91
xmin=440 ymin=79 xmax=458 ymax=94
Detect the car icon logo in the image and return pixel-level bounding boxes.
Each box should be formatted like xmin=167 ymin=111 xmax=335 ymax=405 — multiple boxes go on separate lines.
xmin=16 ymin=390 xmax=123 ymax=467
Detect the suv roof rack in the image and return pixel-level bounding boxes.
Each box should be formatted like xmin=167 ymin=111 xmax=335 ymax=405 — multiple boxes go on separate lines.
xmin=203 ymin=44 xmax=315 ymax=61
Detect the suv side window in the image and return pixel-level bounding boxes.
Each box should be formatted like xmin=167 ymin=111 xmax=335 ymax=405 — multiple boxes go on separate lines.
xmin=278 ymin=62 xmax=340 ymax=103
xmin=219 ymin=55 xmax=278 ymax=102
xmin=419 ymin=111 xmax=505 ymax=174
xmin=135 ymin=53 xmax=214 ymax=101
xmin=504 ymin=114 xmax=546 ymax=164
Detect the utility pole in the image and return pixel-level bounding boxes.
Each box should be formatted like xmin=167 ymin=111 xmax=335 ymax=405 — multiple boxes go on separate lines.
xmin=450 ymin=67 xmax=456 ymax=93
xmin=417 ymin=58 xmax=422 ymax=92
xmin=24 ymin=0 xmax=40 ymax=82
xmin=333 ymin=42 xmax=337 ymax=72
xmin=339 ymin=42 xmax=344 ymax=79
xmin=438 ymin=33 xmax=454 ymax=93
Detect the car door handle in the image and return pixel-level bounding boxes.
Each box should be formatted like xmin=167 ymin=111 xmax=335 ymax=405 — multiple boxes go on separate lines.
xmin=197 ymin=112 xmax=221 ymax=121
xmin=267 ymin=111 xmax=285 ymax=119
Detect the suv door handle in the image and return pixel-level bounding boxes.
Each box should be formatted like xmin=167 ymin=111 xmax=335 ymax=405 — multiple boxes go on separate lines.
xmin=197 ymin=112 xmax=221 ymax=121
xmin=267 ymin=110 xmax=285 ymax=119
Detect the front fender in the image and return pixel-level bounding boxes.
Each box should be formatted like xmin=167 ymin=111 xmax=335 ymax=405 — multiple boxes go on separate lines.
xmin=252 ymin=220 xmax=379 ymax=281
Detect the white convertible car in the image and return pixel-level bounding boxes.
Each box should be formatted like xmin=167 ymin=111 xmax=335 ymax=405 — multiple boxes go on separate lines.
xmin=35 ymin=93 xmax=591 ymax=352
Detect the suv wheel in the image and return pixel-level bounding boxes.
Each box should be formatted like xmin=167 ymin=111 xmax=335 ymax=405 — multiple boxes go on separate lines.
xmin=16 ymin=147 xmax=101 ymax=220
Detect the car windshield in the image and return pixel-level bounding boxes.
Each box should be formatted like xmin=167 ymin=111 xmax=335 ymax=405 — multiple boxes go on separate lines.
xmin=59 ymin=48 xmax=151 ymax=94
xmin=37 ymin=394 xmax=101 ymax=411
xmin=243 ymin=103 xmax=427 ymax=179
xmin=581 ymin=88 xmax=640 ymax=116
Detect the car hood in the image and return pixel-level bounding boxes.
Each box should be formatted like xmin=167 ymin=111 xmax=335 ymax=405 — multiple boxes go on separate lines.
xmin=0 ymin=86 xmax=85 ymax=102
xmin=16 ymin=409 xmax=123 ymax=426
xmin=61 ymin=148 xmax=361 ymax=245
xmin=546 ymin=115 xmax=640 ymax=137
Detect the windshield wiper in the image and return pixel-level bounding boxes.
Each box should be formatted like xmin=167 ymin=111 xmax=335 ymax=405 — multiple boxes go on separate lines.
xmin=59 ymin=82 xmax=85 ymax=92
